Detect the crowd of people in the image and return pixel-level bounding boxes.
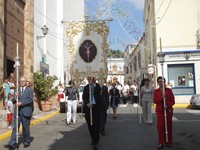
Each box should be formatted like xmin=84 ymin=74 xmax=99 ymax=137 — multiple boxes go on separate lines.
xmin=1 ymin=75 xmax=33 ymax=129
xmin=80 ymin=76 xmax=174 ymax=150
xmin=1 ymin=74 xmax=174 ymax=150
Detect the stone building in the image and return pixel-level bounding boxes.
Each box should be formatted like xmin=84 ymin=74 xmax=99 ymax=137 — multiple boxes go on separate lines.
xmin=0 ymin=0 xmax=34 ymax=82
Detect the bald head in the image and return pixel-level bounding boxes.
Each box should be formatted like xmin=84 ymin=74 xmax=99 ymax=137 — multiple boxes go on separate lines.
xmin=20 ymin=76 xmax=27 ymax=87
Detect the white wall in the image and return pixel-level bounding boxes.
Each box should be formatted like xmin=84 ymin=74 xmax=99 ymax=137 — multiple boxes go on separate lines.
xmin=34 ymin=0 xmax=84 ymax=84
xmin=63 ymin=0 xmax=84 ymax=83
xmin=155 ymin=0 xmax=199 ymax=49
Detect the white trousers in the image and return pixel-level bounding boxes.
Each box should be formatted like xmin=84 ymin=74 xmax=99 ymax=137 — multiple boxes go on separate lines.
xmin=66 ymin=100 xmax=78 ymax=123
xmin=142 ymin=101 xmax=153 ymax=123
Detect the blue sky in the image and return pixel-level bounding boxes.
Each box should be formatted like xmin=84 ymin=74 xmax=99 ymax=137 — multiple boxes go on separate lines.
xmin=85 ymin=0 xmax=145 ymax=51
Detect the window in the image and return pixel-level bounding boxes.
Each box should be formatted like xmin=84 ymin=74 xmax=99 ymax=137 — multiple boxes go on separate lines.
xmin=130 ymin=65 xmax=132 ymax=73
xmin=168 ymin=64 xmax=195 ymax=95
xmin=134 ymin=56 xmax=137 ymax=71
xmin=112 ymin=65 xmax=117 ymax=72
xmin=138 ymin=52 xmax=141 ymax=69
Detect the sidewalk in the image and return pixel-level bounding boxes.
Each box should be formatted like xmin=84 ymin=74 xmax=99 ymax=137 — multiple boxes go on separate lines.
xmin=0 ymin=106 xmax=60 ymax=141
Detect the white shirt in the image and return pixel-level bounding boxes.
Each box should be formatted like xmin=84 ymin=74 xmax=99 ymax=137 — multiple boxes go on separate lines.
xmin=131 ymin=84 xmax=138 ymax=96
xmin=122 ymin=84 xmax=129 ymax=96
xmin=58 ymin=86 xmax=64 ymax=94
xmin=21 ymin=86 xmax=26 ymax=92
xmin=7 ymin=100 xmax=13 ymax=114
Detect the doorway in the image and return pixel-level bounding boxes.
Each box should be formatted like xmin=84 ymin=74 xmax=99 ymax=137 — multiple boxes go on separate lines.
xmin=6 ymin=59 xmax=15 ymax=77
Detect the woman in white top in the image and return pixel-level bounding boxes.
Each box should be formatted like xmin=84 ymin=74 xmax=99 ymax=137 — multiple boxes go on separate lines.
xmin=8 ymin=77 xmax=15 ymax=95
xmin=140 ymin=79 xmax=153 ymax=124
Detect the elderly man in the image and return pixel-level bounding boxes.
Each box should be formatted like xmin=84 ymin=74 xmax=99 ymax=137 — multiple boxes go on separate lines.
xmin=4 ymin=76 xmax=34 ymax=149
xmin=83 ymin=76 xmax=101 ymax=150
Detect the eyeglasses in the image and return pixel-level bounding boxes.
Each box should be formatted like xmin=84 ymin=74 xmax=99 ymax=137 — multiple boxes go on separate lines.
xmin=20 ymin=80 xmax=26 ymax=82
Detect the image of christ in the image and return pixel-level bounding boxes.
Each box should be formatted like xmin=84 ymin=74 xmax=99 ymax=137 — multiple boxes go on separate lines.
xmin=79 ymin=40 xmax=97 ymax=63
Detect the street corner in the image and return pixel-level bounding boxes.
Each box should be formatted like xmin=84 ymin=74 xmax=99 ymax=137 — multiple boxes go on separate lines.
xmin=0 ymin=111 xmax=59 ymax=141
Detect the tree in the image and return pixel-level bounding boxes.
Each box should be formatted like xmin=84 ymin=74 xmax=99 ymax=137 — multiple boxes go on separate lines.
xmin=107 ymin=49 xmax=124 ymax=58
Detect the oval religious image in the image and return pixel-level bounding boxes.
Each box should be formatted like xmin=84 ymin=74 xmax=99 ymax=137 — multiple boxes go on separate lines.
xmin=79 ymin=40 xmax=97 ymax=63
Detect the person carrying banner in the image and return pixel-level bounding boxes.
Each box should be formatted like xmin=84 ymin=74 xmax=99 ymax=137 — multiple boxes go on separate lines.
xmin=154 ymin=76 xmax=175 ymax=149
xmin=4 ymin=76 xmax=34 ymax=149
xmin=83 ymin=76 xmax=101 ymax=150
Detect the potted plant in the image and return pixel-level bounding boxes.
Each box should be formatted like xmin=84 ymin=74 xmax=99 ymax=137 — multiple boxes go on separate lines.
xmin=33 ymin=72 xmax=58 ymax=111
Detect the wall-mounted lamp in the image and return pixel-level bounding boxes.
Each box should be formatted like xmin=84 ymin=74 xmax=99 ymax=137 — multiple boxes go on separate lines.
xmin=36 ymin=25 xmax=49 ymax=39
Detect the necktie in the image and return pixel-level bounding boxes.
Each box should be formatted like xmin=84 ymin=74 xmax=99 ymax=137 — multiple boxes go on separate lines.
xmin=91 ymin=86 xmax=96 ymax=104
xmin=21 ymin=87 xmax=24 ymax=93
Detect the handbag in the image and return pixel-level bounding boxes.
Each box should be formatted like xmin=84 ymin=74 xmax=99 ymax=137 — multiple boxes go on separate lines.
xmin=61 ymin=94 xmax=64 ymax=98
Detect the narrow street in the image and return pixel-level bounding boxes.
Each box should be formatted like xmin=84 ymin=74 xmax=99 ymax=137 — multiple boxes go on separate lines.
xmin=0 ymin=103 xmax=199 ymax=150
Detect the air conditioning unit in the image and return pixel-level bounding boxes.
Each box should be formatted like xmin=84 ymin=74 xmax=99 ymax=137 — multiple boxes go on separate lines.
xmin=196 ymin=29 xmax=200 ymax=46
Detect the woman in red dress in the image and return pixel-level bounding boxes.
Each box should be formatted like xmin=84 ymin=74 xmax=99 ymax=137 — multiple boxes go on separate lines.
xmin=154 ymin=76 xmax=175 ymax=149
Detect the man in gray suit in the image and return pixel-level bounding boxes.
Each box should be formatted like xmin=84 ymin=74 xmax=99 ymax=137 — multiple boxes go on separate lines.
xmin=4 ymin=76 xmax=34 ymax=149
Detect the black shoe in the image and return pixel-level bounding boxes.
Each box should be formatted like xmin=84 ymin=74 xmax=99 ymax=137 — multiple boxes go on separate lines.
xmin=24 ymin=144 xmax=30 ymax=148
xmin=90 ymin=141 xmax=94 ymax=145
xmin=93 ymin=144 xmax=98 ymax=150
xmin=166 ymin=144 xmax=172 ymax=147
xmin=4 ymin=145 xmax=12 ymax=149
xmin=101 ymin=131 xmax=106 ymax=136
xmin=157 ymin=144 xmax=164 ymax=149
xmin=4 ymin=144 xmax=17 ymax=149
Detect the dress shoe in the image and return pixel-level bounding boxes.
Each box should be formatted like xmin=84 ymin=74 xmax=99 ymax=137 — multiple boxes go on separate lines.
xmin=4 ymin=144 xmax=12 ymax=149
xmin=4 ymin=144 xmax=17 ymax=149
xmin=101 ymin=131 xmax=106 ymax=136
xmin=113 ymin=116 xmax=117 ymax=119
xmin=93 ymin=144 xmax=98 ymax=150
xmin=90 ymin=140 xmax=94 ymax=145
xmin=24 ymin=144 xmax=30 ymax=148
xmin=157 ymin=144 xmax=164 ymax=149
xmin=166 ymin=144 xmax=172 ymax=147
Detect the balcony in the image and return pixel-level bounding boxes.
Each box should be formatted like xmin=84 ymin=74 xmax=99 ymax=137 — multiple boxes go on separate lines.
xmin=108 ymin=70 xmax=124 ymax=75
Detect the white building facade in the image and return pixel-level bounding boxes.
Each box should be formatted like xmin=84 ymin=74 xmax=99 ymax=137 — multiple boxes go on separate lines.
xmin=107 ymin=58 xmax=124 ymax=85
xmin=144 ymin=0 xmax=200 ymax=103
xmin=34 ymin=0 xmax=84 ymax=85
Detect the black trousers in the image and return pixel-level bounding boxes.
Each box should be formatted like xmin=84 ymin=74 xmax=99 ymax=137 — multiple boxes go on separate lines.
xmin=8 ymin=110 xmax=31 ymax=146
xmin=133 ymin=96 xmax=138 ymax=103
xmin=123 ymin=97 xmax=128 ymax=104
xmin=100 ymin=109 xmax=107 ymax=132
xmin=85 ymin=106 xmax=100 ymax=144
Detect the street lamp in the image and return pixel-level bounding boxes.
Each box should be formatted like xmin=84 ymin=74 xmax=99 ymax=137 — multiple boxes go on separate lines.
xmin=157 ymin=52 xmax=165 ymax=64
xmin=41 ymin=25 xmax=49 ymax=36
xmin=36 ymin=25 xmax=49 ymax=63
xmin=36 ymin=25 xmax=49 ymax=39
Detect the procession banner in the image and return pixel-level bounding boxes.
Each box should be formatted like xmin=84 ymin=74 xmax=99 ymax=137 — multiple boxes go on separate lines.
xmin=66 ymin=21 xmax=109 ymax=86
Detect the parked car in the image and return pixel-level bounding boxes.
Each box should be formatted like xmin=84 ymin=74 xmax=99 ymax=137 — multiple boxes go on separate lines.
xmin=190 ymin=94 xmax=200 ymax=107
xmin=59 ymin=85 xmax=85 ymax=113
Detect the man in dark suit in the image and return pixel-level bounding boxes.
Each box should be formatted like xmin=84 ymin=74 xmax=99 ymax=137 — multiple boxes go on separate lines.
xmin=5 ymin=76 xmax=34 ymax=149
xmin=100 ymin=82 xmax=109 ymax=136
xmin=83 ymin=76 xmax=101 ymax=150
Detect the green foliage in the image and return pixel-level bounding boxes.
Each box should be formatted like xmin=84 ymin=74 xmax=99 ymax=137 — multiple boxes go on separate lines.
xmin=107 ymin=49 xmax=124 ymax=58
xmin=33 ymin=72 xmax=58 ymax=101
